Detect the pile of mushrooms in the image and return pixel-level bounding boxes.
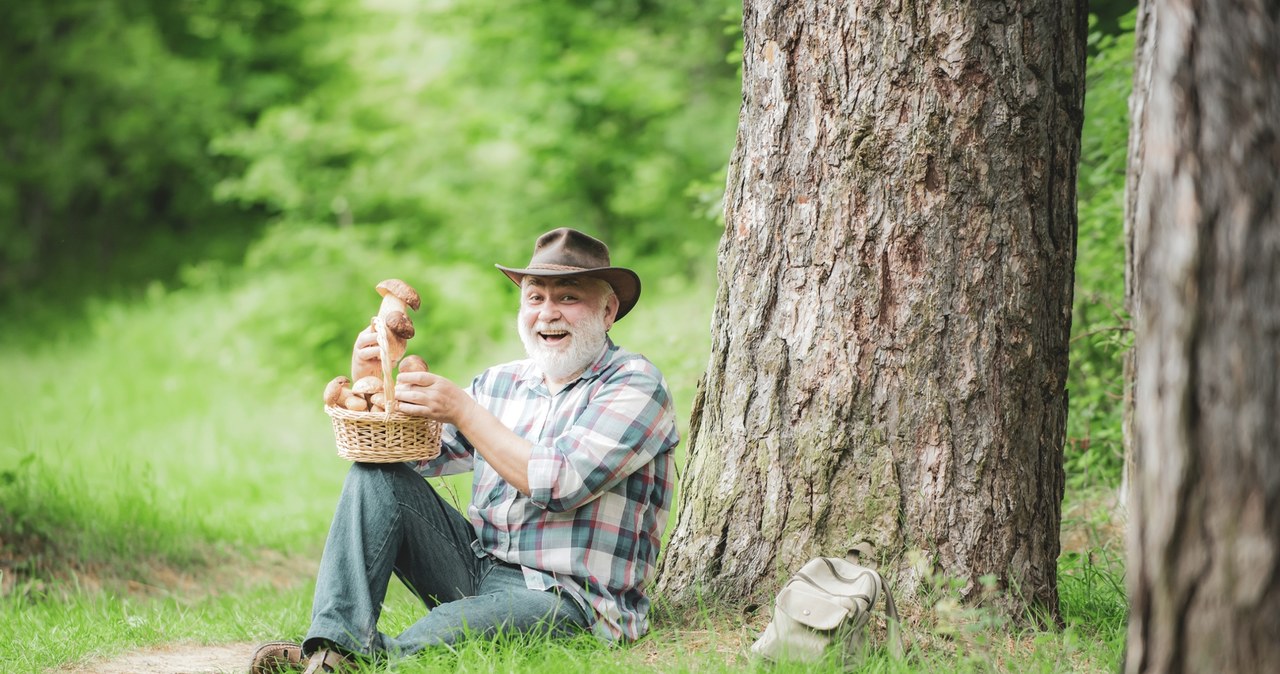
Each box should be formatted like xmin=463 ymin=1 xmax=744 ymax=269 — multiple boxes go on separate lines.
xmin=323 ymin=279 xmax=429 ymax=414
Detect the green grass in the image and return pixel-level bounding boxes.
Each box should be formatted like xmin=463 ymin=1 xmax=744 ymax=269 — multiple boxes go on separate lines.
xmin=0 ymin=261 xmax=1125 ymax=672
xmin=0 ymin=286 xmax=345 ymax=569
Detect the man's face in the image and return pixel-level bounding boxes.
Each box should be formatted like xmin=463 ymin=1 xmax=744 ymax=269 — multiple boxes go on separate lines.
xmin=517 ymin=276 xmax=619 ymax=383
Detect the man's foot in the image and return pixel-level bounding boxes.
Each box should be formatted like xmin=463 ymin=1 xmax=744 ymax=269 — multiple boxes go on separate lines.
xmin=301 ymin=648 xmax=354 ymax=673
xmin=249 ymin=641 xmax=304 ymax=673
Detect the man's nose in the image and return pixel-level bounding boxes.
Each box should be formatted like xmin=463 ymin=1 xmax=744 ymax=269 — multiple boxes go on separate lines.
xmin=538 ymin=301 xmax=562 ymax=321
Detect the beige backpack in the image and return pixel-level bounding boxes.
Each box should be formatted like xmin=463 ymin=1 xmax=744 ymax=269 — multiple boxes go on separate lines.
xmin=750 ymin=549 xmax=904 ymax=664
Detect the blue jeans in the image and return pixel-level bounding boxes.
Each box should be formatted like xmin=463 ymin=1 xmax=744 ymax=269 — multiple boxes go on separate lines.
xmin=304 ymin=462 xmax=591 ymax=658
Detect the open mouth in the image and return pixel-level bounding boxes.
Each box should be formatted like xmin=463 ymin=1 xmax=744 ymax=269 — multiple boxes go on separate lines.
xmin=539 ymin=329 xmax=570 ymax=345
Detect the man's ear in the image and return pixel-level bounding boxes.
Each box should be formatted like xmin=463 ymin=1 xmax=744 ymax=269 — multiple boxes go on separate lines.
xmin=603 ymin=293 xmax=620 ymax=331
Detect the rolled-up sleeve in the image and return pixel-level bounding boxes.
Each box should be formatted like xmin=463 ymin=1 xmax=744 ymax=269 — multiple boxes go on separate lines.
xmin=526 ymin=365 xmax=676 ymax=512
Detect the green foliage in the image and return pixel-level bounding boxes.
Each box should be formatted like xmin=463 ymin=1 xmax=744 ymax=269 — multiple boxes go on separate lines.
xmin=212 ymin=0 xmax=740 ymax=281
xmin=1087 ymin=0 xmax=1139 ymax=46
xmin=0 ymin=0 xmax=346 ymax=304
xmin=1066 ymin=9 xmax=1137 ymax=488
xmin=226 ymin=222 xmax=516 ymax=379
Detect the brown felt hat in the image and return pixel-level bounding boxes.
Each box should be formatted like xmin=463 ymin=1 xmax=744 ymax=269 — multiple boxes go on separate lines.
xmin=496 ymin=228 xmax=642 ymax=320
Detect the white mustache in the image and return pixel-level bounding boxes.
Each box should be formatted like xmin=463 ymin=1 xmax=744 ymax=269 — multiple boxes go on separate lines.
xmin=535 ymin=321 xmax=572 ymax=333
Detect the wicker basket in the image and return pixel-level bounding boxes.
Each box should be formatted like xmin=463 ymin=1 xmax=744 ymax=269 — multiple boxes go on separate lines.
xmin=324 ymin=315 xmax=442 ymax=463
xmin=326 ymin=404 xmax=441 ymax=462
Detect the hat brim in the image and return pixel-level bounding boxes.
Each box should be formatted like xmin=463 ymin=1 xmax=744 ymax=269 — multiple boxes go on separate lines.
xmin=496 ymin=264 xmax=641 ymax=321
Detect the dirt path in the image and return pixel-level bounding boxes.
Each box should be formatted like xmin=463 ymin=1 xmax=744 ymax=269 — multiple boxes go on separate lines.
xmin=52 ymin=642 xmax=256 ymax=674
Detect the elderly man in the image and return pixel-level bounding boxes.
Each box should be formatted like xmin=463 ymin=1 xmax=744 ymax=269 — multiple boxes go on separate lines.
xmin=252 ymin=228 xmax=679 ymax=673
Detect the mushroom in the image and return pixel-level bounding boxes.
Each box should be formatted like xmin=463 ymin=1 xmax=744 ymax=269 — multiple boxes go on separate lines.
xmin=352 ymin=375 xmax=383 ymax=410
xmin=382 ymin=311 xmax=415 ymax=366
xmin=384 ymin=311 xmax=415 ymax=339
xmin=344 ymin=395 xmax=368 ymax=412
xmin=352 ymin=375 xmax=383 ymax=396
xmin=323 ymin=375 xmax=352 ymax=408
xmin=375 ymin=279 xmax=421 ymax=366
xmin=370 ymin=392 xmax=387 ymax=413
xmin=398 ymin=354 xmax=429 ymax=373
xmin=376 ymin=279 xmax=422 ymax=316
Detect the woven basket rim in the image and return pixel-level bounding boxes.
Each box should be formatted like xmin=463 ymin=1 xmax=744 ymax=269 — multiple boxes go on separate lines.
xmin=324 ymin=404 xmax=435 ymax=422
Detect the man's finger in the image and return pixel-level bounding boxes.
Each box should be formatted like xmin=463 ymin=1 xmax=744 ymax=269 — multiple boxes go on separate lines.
xmin=394 ymin=400 xmax=429 ymax=418
xmin=396 ymin=371 xmax=432 ymax=386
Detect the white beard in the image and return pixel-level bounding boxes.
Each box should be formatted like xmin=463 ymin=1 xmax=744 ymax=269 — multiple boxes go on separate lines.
xmin=518 ymin=308 xmax=609 ymax=383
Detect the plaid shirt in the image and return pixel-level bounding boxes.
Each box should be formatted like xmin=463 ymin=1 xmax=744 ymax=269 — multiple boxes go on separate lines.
xmin=415 ymin=339 xmax=679 ymax=642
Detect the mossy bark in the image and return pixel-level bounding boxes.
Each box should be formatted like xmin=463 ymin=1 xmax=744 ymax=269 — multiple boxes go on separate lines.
xmin=654 ymin=0 xmax=1085 ymax=622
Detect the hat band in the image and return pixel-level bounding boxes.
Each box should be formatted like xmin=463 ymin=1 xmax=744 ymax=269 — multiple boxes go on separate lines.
xmin=525 ymin=263 xmax=595 ymax=272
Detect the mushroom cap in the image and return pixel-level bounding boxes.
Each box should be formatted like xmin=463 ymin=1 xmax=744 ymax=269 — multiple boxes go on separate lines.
xmin=376 ymin=279 xmax=421 ymax=312
xmin=352 ymin=375 xmax=384 ymax=395
xmin=384 ymin=311 xmax=416 ymax=339
xmin=324 ymin=375 xmax=351 ymax=406
xmin=399 ymin=354 xmax=429 ymax=373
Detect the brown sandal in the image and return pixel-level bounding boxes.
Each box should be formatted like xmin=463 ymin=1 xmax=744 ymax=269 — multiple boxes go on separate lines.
xmin=249 ymin=640 xmax=305 ymax=673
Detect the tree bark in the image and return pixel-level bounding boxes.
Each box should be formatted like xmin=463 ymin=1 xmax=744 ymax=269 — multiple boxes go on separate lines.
xmin=656 ymin=0 xmax=1085 ymax=621
xmin=1122 ymin=0 xmax=1158 ymax=515
xmin=1125 ymin=1 xmax=1280 ymax=672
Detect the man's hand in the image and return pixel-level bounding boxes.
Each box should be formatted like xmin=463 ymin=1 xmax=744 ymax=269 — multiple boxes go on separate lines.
xmin=351 ymin=326 xmax=382 ymax=382
xmin=394 ymin=371 xmax=478 ymax=427
xmin=396 ymin=370 xmax=534 ymax=494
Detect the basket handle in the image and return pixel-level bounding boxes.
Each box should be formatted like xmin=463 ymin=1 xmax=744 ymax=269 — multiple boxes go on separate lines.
xmin=372 ymin=315 xmax=397 ymax=416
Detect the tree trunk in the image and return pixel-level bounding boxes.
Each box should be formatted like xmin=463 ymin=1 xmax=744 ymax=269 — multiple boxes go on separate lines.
xmin=656 ymin=0 xmax=1085 ymax=621
xmin=1122 ymin=0 xmax=1158 ymax=515
xmin=1125 ymin=1 xmax=1280 ymax=672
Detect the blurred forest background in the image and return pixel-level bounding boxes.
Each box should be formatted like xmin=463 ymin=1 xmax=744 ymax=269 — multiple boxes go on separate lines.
xmin=2 ymin=0 xmax=1135 ymax=643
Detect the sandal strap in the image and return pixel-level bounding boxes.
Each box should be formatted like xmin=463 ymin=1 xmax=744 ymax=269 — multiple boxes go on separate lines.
xmin=302 ymin=648 xmax=351 ymax=674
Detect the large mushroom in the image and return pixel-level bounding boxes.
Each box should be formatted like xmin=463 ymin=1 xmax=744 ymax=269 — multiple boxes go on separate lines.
xmin=375 ymin=279 xmax=421 ymax=366
xmin=376 ymin=279 xmax=421 ymax=316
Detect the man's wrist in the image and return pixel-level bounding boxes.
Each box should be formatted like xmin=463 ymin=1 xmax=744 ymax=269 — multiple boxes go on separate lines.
xmin=455 ymin=397 xmax=482 ymax=431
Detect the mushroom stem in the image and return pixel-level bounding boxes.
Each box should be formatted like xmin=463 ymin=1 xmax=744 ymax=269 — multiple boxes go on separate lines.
xmin=379 ymin=294 xmax=408 ymax=318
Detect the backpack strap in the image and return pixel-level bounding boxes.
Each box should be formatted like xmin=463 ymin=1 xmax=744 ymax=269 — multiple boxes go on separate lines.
xmin=846 ymin=542 xmax=877 ymax=568
xmin=879 ymin=574 xmax=905 ymax=659
xmin=845 ymin=543 xmax=905 ymax=660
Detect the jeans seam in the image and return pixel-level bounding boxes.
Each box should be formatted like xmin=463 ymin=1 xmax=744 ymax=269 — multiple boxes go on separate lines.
xmin=358 ymin=469 xmax=404 ymax=650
